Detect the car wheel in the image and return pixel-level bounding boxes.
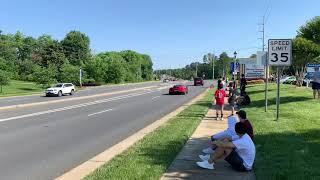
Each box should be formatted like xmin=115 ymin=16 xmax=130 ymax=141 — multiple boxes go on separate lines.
xmin=45 ymin=94 xmax=49 ymax=97
xmin=58 ymin=91 xmax=62 ymax=97
xmin=70 ymin=89 xmax=74 ymax=95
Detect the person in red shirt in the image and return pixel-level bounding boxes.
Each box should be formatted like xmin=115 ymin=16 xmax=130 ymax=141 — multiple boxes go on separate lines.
xmin=215 ymin=83 xmax=226 ymax=120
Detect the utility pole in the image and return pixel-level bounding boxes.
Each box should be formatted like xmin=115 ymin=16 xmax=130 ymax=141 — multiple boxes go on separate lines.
xmin=79 ymin=68 xmax=82 ymax=87
xmin=211 ymin=54 xmax=215 ymax=80
xmin=195 ymin=63 xmax=198 ymax=77
xmin=260 ymin=15 xmax=268 ymax=112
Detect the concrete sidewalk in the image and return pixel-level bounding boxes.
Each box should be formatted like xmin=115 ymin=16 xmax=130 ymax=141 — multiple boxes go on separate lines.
xmin=161 ymin=104 xmax=256 ymax=180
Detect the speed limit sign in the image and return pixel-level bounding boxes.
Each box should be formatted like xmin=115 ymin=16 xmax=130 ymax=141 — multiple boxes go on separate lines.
xmin=268 ymin=39 xmax=292 ymax=66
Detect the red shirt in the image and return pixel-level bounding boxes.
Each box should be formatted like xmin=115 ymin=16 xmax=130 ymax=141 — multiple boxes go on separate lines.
xmin=215 ymin=89 xmax=226 ymax=105
xmin=242 ymin=120 xmax=254 ymax=140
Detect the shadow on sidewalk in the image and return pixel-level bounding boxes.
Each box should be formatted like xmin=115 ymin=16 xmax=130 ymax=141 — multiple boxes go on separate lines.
xmin=162 ymin=136 xmax=256 ymax=180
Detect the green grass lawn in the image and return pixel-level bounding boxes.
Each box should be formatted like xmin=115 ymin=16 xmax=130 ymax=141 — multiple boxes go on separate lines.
xmin=85 ymin=90 xmax=213 ymax=180
xmin=0 ymin=80 xmax=44 ymax=97
xmin=243 ymin=84 xmax=320 ymax=179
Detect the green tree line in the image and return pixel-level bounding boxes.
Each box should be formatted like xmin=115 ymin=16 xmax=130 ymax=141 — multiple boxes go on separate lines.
xmin=0 ymin=30 xmax=153 ymax=89
xmin=154 ymin=52 xmax=233 ymax=80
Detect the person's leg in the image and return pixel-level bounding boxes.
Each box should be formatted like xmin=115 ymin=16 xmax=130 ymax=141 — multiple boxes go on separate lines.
xmin=216 ymin=105 xmax=219 ymax=119
xmin=231 ymin=105 xmax=234 ymax=115
xmin=318 ymin=89 xmax=320 ymax=99
xmin=313 ymin=89 xmax=316 ymax=99
xmin=220 ymin=105 xmax=224 ymax=120
xmin=208 ymin=147 xmax=232 ymax=164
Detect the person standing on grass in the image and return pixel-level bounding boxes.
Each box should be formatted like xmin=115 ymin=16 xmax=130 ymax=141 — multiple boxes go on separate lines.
xmin=228 ymin=82 xmax=238 ymax=115
xmin=240 ymin=74 xmax=247 ymax=96
xmin=215 ymin=83 xmax=226 ymax=120
xmin=222 ymin=77 xmax=227 ymax=90
xmin=312 ymin=66 xmax=320 ymax=99
xmin=197 ymin=122 xmax=256 ymax=171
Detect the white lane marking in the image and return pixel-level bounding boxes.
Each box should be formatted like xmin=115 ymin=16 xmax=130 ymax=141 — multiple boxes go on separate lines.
xmin=0 ymin=91 xmax=156 ymax=122
xmin=151 ymin=96 xmax=160 ymax=100
xmin=2 ymin=97 xmax=32 ymax=102
xmin=88 ymin=109 xmax=113 ymax=117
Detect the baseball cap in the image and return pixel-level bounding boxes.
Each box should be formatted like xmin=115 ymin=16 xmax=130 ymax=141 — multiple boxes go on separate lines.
xmin=236 ymin=110 xmax=247 ymax=119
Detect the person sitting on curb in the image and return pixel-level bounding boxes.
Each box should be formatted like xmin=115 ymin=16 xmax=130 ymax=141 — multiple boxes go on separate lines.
xmin=202 ymin=110 xmax=254 ymax=154
xmin=196 ymin=122 xmax=256 ymax=171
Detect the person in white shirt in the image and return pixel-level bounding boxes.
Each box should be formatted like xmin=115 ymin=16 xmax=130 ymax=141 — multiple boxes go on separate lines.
xmin=197 ymin=122 xmax=255 ymax=171
xmin=222 ymin=77 xmax=227 ymax=90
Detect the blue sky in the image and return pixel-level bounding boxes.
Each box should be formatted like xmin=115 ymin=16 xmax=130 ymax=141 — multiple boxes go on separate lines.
xmin=0 ymin=0 xmax=319 ymax=69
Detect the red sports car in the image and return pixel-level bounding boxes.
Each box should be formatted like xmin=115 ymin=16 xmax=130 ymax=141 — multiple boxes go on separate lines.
xmin=169 ymin=85 xmax=188 ymax=95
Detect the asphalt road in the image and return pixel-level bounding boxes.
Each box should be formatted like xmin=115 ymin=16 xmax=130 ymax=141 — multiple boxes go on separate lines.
xmin=0 ymin=80 xmax=211 ymax=180
xmin=0 ymin=81 xmax=162 ymax=108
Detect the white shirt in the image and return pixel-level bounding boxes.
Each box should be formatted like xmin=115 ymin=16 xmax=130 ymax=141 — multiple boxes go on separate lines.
xmin=232 ymin=134 xmax=256 ymax=170
xmin=222 ymin=81 xmax=226 ymax=89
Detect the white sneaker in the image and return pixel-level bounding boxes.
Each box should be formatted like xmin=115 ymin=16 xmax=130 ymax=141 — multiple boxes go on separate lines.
xmin=199 ymin=154 xmax=210 ymax=161
xmin=196 ymin=160 xmax=214 ymax=170
xmin=202 ymin=147 xmax=215 ymax=154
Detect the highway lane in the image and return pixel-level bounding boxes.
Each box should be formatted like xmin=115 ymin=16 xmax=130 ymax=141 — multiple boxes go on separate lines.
xmin=0 ymin=81 xmax=164 ymax=108
xmin=0 ymin=81 xmax=210 ymax=180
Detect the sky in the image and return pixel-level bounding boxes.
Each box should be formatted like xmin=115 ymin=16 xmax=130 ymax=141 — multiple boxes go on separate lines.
xmin=0 ymin=0 xmax=319 ymax=69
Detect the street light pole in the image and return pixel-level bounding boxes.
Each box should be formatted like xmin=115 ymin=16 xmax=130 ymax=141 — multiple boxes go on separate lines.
xmin=212 ymin=57 xmax=214 ymax=80
xmin=233 ymin=51 xmax=237 ymax=86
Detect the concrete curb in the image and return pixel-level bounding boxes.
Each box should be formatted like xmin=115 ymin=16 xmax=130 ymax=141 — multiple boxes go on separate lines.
xmin=56 ymin=88 xmax=209 ymax=180
xmin=0 ymin=86 xmax=158 ymax=111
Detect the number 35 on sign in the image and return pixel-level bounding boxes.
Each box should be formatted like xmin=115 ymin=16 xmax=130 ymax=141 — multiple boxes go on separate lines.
xmin=268 ymin=39 xmax=292 ymax=66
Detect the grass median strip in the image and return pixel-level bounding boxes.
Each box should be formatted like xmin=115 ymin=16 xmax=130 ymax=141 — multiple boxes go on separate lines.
xmin=0 ymin=80 xmax=43 ymax=97
xmin=85 ymin=90 xmax=213 ymax=180
xmin=243 ymin=84 xmax=320 ymax=179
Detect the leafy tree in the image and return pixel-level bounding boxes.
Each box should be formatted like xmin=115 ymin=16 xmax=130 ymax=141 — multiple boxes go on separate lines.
xmin=140 ymin=54 xmax=153 ymax=80
xmin=61 ymin=31 xmax=91 ymax=66
xmin=250 ymin=54 xmax=257 ymax=58
xmin=293 ymin=37 xmax=320 ymax=86
xmin=32 ymin=66 xmax=57 ymax=88
xmin=216 ymin=52 xmax=232 ymax=78
xmin=59 ymin=64 xmax=80 ymax=85
xmin=18 ymin=59 xmax=36 ymax=81
xmin=120 ymin=50 xmax=142 ymax=82
xmin=298 ymin=16 xmax=320 ymax=44
xmin=106 ymin=57 xmax=126 ymax=84
xmin=41 ymin=40 xmax=67 ymax=73
xmin=84 ymin=56 xmax=108 ymax=83
xmin=0 ymin=70 xmax=10 ymax=93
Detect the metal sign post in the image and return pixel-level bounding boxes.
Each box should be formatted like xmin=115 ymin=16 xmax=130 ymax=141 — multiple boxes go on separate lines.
xmin=268 ymin=39 xmax=292 ymax=120
xmin=276 ymin=66 xmax=280 ymax=119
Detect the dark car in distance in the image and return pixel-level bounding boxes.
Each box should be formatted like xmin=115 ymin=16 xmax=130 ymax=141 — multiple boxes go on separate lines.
xmin=194 ymin=77 xmax=204 ymax=86
xmin=169 ymin=85 xmax=188 ymax=95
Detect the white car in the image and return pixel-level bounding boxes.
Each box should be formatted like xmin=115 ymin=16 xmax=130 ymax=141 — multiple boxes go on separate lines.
xmin=280 ymin=76 xmax=294 ymax=84
xmin=45 ymin=83 xmax=76 ymax=97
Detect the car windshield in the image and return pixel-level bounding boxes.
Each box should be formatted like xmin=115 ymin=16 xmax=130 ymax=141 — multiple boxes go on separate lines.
xmin=195 ymin=78 xmax=202 ymax=81
xmin=54 ymin=84 xmax=63 ymax=87
xmin=174 ymin=85 xmax=183 ymax=87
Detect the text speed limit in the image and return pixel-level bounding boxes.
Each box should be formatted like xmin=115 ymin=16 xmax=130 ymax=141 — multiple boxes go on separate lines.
xmin=268 ymin=39 xmax=292 ymax=66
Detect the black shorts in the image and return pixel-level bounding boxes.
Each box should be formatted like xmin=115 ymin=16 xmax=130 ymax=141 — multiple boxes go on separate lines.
xmin=225 ymin=149 xmax=247 ymax=171
xmin=312 ymin=82 xmax=320 ymax=90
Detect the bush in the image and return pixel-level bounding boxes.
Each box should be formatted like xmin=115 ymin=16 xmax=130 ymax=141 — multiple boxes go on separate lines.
xmin=82 ymin=78 xmax=101 ymax=86
xmin=247 ymin=79 xmax=265 ymax=85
